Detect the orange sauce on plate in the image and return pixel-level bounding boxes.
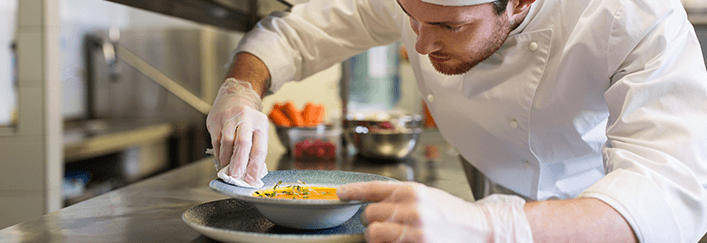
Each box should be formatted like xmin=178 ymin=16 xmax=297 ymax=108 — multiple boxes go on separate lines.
xmin=253 ymin=185 xmax=338 ymax=200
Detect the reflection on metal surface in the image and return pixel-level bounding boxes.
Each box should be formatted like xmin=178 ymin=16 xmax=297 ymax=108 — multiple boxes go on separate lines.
xmin=275 ymin=153 xmax=417 ymax=182
xmin=104 ymin=0 xmax=258 ymax=32
xmin=116 ymin=45 xmax=213 ymax=115
xmin=103 ymin=0 xmax=292 ymax=32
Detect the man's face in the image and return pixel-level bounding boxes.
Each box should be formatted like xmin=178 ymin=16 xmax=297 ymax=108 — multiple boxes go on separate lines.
xmin=398 ymin=0 xmax=513 ymax=75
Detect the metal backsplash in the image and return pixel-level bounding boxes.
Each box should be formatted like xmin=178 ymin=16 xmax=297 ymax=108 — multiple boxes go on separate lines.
xmin=85 ymin=28 xmax=239 ymax=163
xmin=104 ymin=0 xmax=291 ymax=32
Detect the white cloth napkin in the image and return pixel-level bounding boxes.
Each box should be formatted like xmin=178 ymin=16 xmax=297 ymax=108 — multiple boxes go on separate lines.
xmin=207 ymin=149 xmax=267 ymax=188
xmin=217 ymin=165 xmax=267 ymax=188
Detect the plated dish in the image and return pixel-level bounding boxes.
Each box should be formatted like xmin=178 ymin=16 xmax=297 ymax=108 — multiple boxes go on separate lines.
xmin=182 ymin=199 xmax=367 ymax=243
xmin=209 ymin=170 xmax=397 ymax=229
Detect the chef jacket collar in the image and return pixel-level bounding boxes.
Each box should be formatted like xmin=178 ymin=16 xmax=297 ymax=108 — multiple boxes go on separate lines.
xmin=420 ymin=0 xmax=496 ymax=6
xmin=509 ymin=0 xmax=540 ymax=36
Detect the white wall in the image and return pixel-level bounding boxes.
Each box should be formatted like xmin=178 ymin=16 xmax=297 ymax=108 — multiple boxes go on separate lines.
xmin=0 ymin=0 xmax=63 ymax=230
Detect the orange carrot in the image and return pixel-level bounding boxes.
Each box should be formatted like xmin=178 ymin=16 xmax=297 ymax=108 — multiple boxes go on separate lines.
xmin=313 ymin=104 xmax=324 ymax=125
xmin=272 ymin=103 xmax=284 ymax=114
xmin=302 ymin=102 xmax=316 ymax=126
xmin=283 ymin=101 xmax=305 ymax=126
xmin=269 ymin=108 xmax=292 ymax=126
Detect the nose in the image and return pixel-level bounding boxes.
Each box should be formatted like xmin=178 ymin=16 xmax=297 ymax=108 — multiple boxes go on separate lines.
xmin=412 ymin=22 xmax=442 ymax=55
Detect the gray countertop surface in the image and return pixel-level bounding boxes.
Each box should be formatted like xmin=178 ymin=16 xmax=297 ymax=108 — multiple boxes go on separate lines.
xmin=0 ymin=129 xmax=472 ymax=242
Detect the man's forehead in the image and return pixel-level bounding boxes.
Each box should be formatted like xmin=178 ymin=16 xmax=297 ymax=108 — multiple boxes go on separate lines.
xmin=397 ymin=0 xmax=485 ymax=24
xmin=419 ymin=0 xmax=496 ymax=6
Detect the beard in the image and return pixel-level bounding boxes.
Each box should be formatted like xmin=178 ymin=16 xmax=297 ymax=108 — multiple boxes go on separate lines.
xmin=431 ymin=14 xmax=512 ymax=76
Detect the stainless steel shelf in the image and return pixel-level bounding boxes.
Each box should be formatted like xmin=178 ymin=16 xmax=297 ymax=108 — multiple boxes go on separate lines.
xmin=63 ymin=119 xmax=173 ymax=162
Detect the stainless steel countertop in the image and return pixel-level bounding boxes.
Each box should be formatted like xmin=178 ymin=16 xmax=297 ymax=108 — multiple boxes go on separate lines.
xmin=0 ymin=129 xmax=472 ymax=242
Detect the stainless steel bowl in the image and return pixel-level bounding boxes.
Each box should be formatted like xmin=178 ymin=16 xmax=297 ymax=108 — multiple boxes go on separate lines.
xmin=343 ymin=113 xmax=423 ymax=160
xmin=345 ymin=127 xmax=422 ymax=160
xmin=344 ymin=113 xmax=422 ymax=129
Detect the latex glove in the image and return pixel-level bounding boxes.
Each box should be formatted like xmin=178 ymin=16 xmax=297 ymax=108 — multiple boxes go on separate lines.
xmin=337 ymin=181 xmax=533 ymax=243
xmin=206 ymin=78 xmax=269 ymax=188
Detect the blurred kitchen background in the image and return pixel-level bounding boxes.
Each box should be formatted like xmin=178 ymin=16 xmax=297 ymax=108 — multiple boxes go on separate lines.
xmin=0 ymin=0 xmax=706 ymax=230
xmin=0 ymin=0 xmax=425 ymax=229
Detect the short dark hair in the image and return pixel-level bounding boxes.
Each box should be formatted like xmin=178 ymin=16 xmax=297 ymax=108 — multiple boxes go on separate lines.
xmin=492 ymin=0 xmax=510 ymax=15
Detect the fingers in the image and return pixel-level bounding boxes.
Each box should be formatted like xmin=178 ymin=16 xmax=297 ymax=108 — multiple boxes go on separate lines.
xmin=365 ymin=222 xmax=423 ymax=243
xmin=243 ymin=127 xmax=268 ymax=185
xmin=210 ymin=131 xmax=221 ymax=168
xmin=363 ymin=203 xmax=421 ymax=227
xmin=229 ymin=121 xmax=254 ymax=178
xmin=337 ymin=181 xmax=409 ymax=202
xmin=338 ymin=182 xmax=425 ymax=242
xmin=218 ymin=119 xmax=237 ymax=168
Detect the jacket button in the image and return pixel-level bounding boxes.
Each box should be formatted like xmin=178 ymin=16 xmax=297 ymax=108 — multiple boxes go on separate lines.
xmin=427 ymin=94 xmax=435 ymax=103
xmin=529 ymin=42 xmax=539 ymax=52
xmin=510 ymin=119 xmax=519 ymax=129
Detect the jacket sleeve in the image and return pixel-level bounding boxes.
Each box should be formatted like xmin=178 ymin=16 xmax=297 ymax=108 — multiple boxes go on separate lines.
xmin=231 ymin=0 xmax=405 ymax=92
xmin=578 ymin=1 xmax=707 ymax=242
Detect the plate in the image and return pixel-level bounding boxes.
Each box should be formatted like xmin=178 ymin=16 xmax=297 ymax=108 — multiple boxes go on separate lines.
xmin=209 ymin=170 xmax=397 ymax=206
xmin=209 ymin=170 xmax=397 ymax=229
xmin=182 ymin=199 xmax=366 ymax=243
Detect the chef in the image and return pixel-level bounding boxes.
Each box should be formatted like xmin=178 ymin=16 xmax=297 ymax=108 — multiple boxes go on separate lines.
xmin=206 ymin=0 xmax=707 ymax=241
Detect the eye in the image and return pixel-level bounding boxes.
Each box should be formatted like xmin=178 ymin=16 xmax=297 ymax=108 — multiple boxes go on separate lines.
xmin=441 ymin=24 xmax=462 ymax=32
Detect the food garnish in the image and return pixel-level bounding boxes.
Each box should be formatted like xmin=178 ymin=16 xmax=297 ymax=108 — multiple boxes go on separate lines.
xmin=252 ymin=180 xmax=338 ymax=200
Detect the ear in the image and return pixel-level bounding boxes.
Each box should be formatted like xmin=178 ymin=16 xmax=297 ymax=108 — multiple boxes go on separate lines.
xmin=510 ymin=0 xmax=535 ymax=15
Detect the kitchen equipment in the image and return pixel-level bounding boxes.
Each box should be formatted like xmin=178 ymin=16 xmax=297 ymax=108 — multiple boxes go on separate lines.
xmin=209 ymin=170 xmax=396 ymax=230
xmin=103 ymin=0 xmax=294 ymax=33
xmin=287 ymin=125 xmax=342 ymax=160
xmin=344 ymin=112 xmax=423 ymax=160
xmin=274 ymin=125 xmax=332 ymax=153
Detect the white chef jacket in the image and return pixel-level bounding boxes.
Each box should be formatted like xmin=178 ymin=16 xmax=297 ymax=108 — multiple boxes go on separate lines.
xmin=233 ymin=0 xmax=707 ymax=241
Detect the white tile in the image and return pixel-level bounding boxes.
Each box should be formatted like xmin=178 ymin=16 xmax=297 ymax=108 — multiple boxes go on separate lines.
xmin=16 ymin=32 xmax=44 ymax=85
xmin=0 ymin=133 xmax=41 ymax=144
xmin=16 ymin=86 xmax=45 ymax=137
xmin=0 ymin=193 xmax=45 ymax=229
xmin=45 ymin=140 xmax=63 ymax=192
xmin=45 ymin=27 xmax=62 ymax=134
xmin=0 ymin=140 xmax=45 ymax=191
xmin=17 ymin=0 xmax=42 ymax=29
xmin=45 ymin=188 xmax=62 ymax=213
xmin=45 ymin=0 xmax=60 ymax=28
xmin=45 ymin=27 xmax=61 ymax=83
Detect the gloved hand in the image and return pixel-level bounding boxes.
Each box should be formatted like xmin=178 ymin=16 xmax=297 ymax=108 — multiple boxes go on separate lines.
xmin=337 ymin=181 xmax=533 ymax=243
xmin=206 ymin=78 xmax=269 ymax=188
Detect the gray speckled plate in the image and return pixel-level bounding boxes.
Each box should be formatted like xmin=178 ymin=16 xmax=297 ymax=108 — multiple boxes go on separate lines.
xmin=209 ymin=170 xmax=397 ymax=206
xmin=182 ymin=199 xmax=367 ymax=243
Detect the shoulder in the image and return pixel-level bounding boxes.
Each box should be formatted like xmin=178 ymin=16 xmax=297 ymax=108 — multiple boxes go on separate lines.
xmin=607 ymin=0 xmax=686 ymax=38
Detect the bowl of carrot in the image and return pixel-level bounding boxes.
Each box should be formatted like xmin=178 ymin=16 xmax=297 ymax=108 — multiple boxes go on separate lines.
xmin=268 ymin=101 xmax=341 ymax=160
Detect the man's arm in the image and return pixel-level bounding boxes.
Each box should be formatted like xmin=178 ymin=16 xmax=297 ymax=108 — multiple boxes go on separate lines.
xmin=525 ymin=198 xmax=637 ymax=242
xmin=226 ymin=52 xmax=271 ymax=97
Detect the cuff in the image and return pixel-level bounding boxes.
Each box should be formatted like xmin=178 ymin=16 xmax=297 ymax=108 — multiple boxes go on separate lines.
xmin=578 ymin=169 xmax=682 ymax=243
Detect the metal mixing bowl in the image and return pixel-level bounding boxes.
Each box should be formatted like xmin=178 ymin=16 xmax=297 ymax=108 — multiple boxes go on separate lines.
xmin=345 ymin=127 xmax=422 ymax=160
xmin=343 ymin=113 xmax=423 ymax=160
